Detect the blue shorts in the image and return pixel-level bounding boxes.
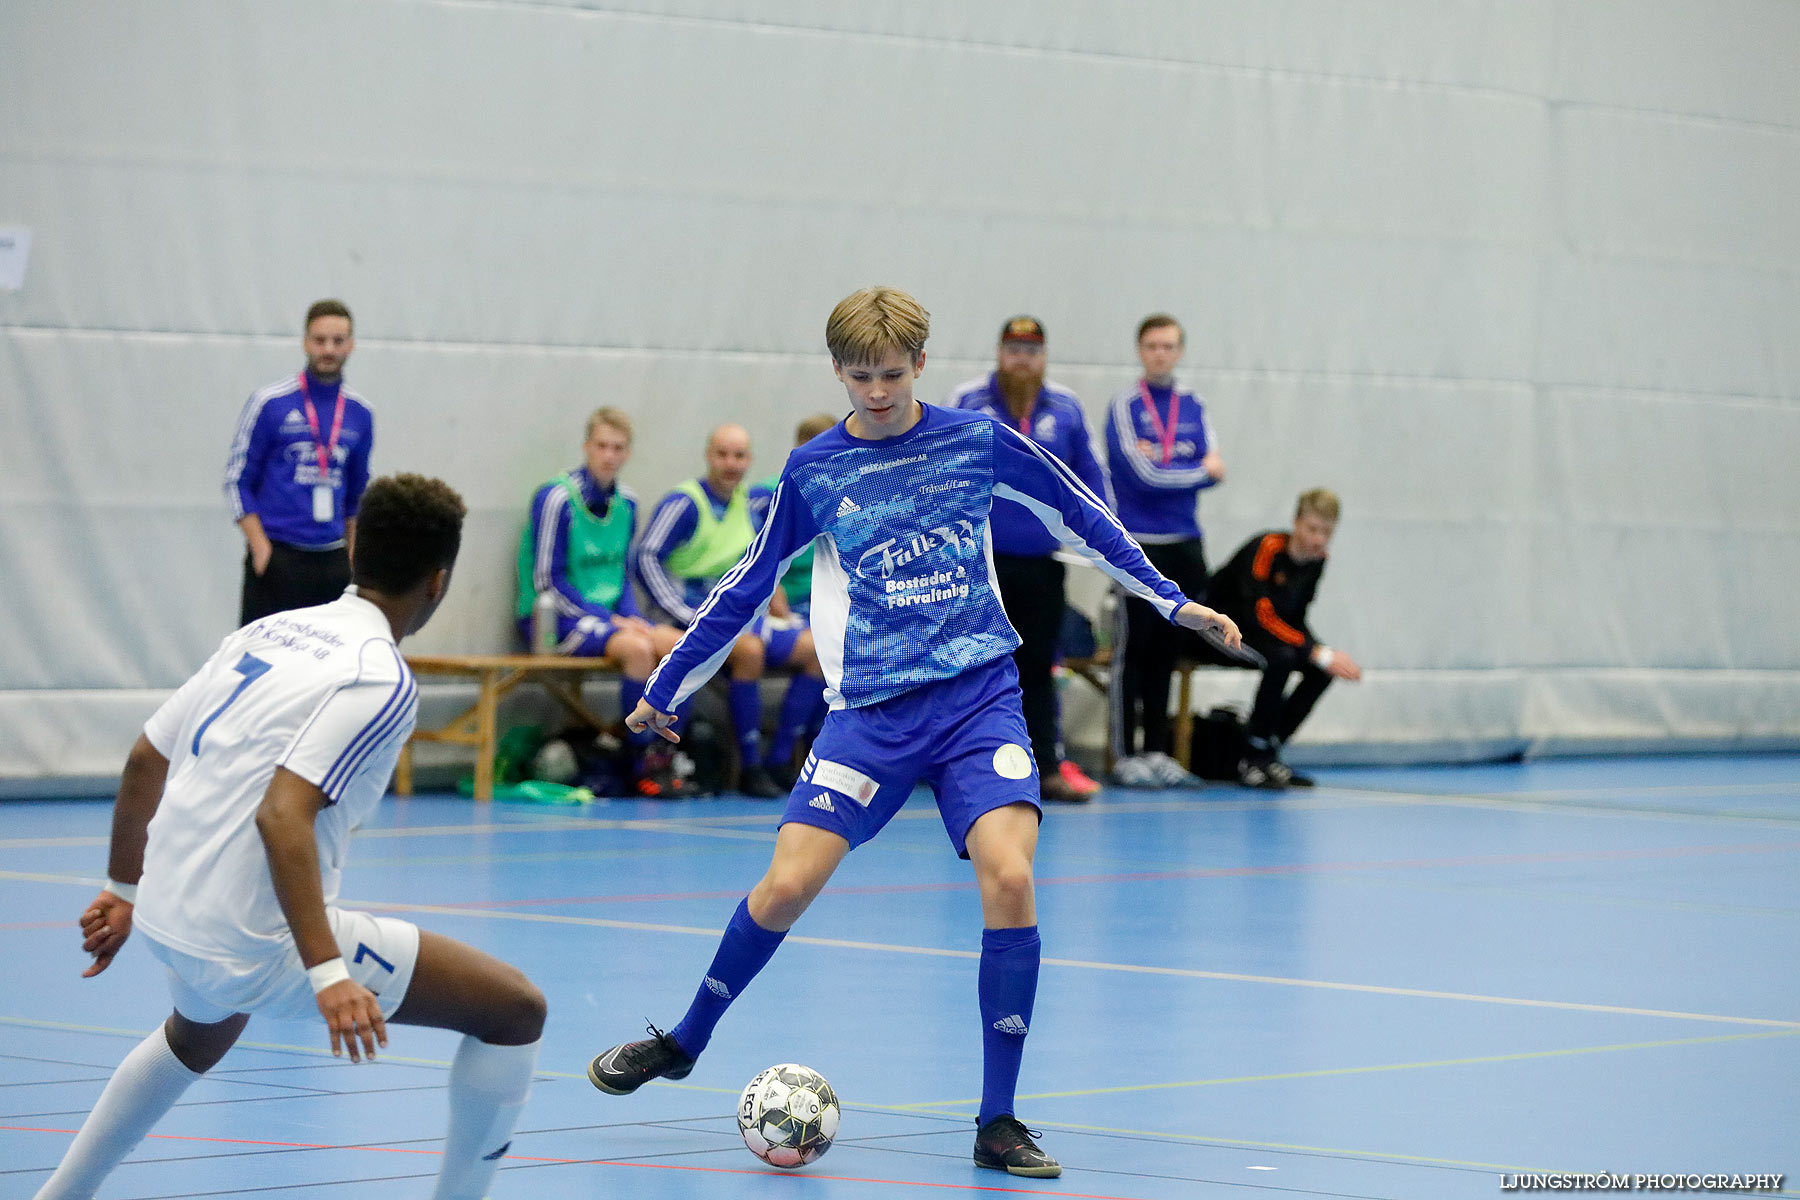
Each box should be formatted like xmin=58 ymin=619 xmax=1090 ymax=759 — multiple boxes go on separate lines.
xmin=517 ymin=614 xmax=618 ymax=657
xmin=758 ymin=614 xmax=807 ymax=669
xmin=781 ymin=655 xmax=1041 ymax=859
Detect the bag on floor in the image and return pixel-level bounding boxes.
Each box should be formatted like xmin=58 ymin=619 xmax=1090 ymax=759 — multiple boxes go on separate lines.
xmin=1189 ymin=706 xmax=1251 ymax=781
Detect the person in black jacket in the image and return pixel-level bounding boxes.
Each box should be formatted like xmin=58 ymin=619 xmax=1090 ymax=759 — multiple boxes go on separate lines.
xmin=1208 ymin=489 xmax=1362 ymax=788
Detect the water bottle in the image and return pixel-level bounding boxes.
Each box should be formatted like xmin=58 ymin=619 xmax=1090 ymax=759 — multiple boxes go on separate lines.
xmin=1096 ymin=589 xmax=1118 ymax=656
xmin=531 ymin=591 xmax=559 ymax=655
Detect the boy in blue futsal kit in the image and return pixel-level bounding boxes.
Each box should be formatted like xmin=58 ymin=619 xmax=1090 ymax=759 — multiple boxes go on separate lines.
xmin=585 ymin=288 xmax=1242 ymax=1177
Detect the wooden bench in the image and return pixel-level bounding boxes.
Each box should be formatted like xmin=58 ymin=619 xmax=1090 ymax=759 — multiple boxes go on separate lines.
xmin=1062 ymin=651 xmax=1248 ymax=775
xmin=397 ymin=654 xmax=619 ymax=801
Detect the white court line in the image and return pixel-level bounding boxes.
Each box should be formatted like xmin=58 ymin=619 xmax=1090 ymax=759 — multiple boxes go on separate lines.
xmin=354 ymin=899 xmax=1800 ymax=1031
xmin=6 ymin=871 xmax=1796 ymax=1030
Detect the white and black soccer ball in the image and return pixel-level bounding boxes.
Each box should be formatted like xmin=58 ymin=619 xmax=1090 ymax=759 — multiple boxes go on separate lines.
xmin=737 ymin=1063 xmax=840 ymax=1168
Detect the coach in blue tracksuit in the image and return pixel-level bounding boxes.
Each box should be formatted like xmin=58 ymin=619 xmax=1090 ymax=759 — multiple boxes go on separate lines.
xmin=223 ymin=299 xmax=374 ymax=626
xmin=1105 ymin=313 xmax=1227 ymax=781
xmin=951 ymin=316 xmax=1109 ymax=803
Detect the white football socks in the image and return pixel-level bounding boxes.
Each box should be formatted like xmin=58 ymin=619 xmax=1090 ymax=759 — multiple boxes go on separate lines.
xmin=431 ymin=1035 xmax=540 ymax=1200
xmin=34 ymin=1026 xmax=201 ymax=1200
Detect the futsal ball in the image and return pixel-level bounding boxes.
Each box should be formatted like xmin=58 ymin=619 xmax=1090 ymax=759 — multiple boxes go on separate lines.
xmin=737 ymin=1063 xmax=840 ymax=1168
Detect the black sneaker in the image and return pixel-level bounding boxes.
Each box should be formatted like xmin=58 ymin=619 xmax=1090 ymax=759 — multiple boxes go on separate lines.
xmin=973 ymin=1115 xmax=1062 ymax=1178
xmin=586 ymin=1024 xmax=695 ymax=1095
xmin=738 ymin=766 xmax=786 ymax=799
xmin=763 ymin=757 xmax=799 ymax=792
xmin=1284 ymin=767 xmax=1316 ymax=788
xmin=1236 ymin=758 xmax=1289 ymax=790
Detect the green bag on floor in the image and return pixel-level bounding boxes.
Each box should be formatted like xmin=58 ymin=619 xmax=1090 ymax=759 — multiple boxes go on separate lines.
xmin=454 ymin=724 xmax=596 ymax=803
xmin=455 ymin=776 xmax=596 ymax=804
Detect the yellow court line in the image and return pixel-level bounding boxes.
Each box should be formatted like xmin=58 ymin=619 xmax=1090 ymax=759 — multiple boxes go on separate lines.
xmin=1345 ymin=786 xmax=1800 ymax=828
xmin=897 ymin=1029 xmax=1800 ymax=1107
xmin=7 ymin=1012 xmax=1794 ymax=1192
xmin=1015 ymin=1117 xmax=1800 ymax=1194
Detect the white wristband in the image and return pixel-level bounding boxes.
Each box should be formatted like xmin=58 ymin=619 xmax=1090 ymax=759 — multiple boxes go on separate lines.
xmin=103 ymin=879 xmax=138 ymax=904
xmin=307 ymin=958 xmax=352 ymax=993
xmin=1314 ymin=647 xmax=1334 ymax=671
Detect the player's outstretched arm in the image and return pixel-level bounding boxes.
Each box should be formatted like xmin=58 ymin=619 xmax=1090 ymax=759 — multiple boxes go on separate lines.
xmin=256 ymin=767 xmax=387 ymax=1062
xmin=641 ymin=478 xmax=819 ymax=717
xmin=80 ymin=734 xmax=171 ymax=977
xmin=1175 ymin=602 xmax=1244 ymax=650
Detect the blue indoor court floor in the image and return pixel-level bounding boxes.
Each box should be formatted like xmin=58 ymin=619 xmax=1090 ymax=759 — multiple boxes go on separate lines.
xmin=3 ymin=755 xmax=1796 ymax=1199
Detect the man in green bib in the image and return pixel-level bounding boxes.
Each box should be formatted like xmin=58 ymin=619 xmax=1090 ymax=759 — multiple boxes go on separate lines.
xmin=760 ymin=413 xmax=840 ymax=621
xmin=518 ymin=408 xmax=682 ymax=760
xmin=637 ymin=423 xmax=825 ymax=798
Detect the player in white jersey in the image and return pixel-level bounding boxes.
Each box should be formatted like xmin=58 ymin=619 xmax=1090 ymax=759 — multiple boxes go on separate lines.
xmin=35 ymin=475 xmax=546 ymax=1200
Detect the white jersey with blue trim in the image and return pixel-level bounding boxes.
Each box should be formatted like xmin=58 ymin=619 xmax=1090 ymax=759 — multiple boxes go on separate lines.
xmin=643 ymin=404 xmax=1192 ymax=714
xmin=133 ymin=590 xmax=417 ymax=964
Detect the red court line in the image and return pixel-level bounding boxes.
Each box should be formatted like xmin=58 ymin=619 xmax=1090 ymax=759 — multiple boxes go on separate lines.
xmin=397 ymin=839 xmax=1800 ymax=910
xmin=0 ymin=1123 xmax=1151 ymax=1198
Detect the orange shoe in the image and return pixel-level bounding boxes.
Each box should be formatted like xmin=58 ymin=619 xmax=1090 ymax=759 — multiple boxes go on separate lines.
xmin=1058 ymin=759 xmax=1103 ymax=798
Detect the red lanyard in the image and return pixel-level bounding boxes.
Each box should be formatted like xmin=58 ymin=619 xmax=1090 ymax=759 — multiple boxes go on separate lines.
xmin=297 ymin=373 xmax=346 ymax=482
xmin=1137 ymin=380 xmax=1180 ymax=465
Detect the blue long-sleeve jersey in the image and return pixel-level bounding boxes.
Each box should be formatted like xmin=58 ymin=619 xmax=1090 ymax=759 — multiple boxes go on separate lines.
xmin=644 ymin=404 xmax=1192 ymax=714
xmin=522 ymin=467 xmax=642 ymax=621
xmin=947 ymin=372 xmax=1113 ymax=557
xmin=634 ymin=480 xmax=774 ymax=626
xmin=224 ymin=372 xmax=374 ymax=549
xmin=1105 ymin=379 xmax=1219 ymax=543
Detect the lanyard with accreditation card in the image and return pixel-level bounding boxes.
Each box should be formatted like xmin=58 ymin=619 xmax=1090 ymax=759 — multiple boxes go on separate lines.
xmin=297 ymin=372 xmax=345 ymax=523
xmin=1137 ymin=380 xmax=1181 ymax=465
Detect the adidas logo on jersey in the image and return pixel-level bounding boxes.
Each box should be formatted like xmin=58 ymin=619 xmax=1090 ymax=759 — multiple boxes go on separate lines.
xmin=836 ymin=495 xmax=861 ymax=517
xmin=991 ymin=1014 xmax=1029 ymax=1036
xmin=808 ymin=792 xmax=834 ymax=813
xmin=704 ymin=976 xmax=732 ymax=999
xmin=281 ymin=408 xmax=309 ymax=430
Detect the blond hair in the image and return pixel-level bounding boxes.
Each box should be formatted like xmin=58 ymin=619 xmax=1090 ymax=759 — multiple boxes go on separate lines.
xmin=826 ymin=287 xmax=930 ymax=365
xmin=1296 ymin=487 xmax=1340 ymax=522
xmin=794 ymin=412 xmax=837 ymax=444
xmin=584 ymin=406 xmax=633 ymax=444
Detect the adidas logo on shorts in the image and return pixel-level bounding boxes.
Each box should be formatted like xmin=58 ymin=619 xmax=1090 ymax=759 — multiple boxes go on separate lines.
xmin=704 ymin=976 xmax=732 ymax=999
xmin=836 ymin=495 xmax=861 ymax=517
xmin=809 ymin=792 xmax=834 ymax=813
xmin=991 ymin=1014 xmax=1029 ymax=1036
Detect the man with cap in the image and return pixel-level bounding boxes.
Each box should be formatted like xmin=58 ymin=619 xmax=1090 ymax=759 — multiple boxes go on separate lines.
xmin=950 ymin=317 xmax=1109 ymax=803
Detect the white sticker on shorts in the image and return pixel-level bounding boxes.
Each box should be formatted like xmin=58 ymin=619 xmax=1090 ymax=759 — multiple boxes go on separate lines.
xmin=810 ymin=758 xmax=879 ymax=805
xmin=993 ymin=743 xmax=1034 ymax=780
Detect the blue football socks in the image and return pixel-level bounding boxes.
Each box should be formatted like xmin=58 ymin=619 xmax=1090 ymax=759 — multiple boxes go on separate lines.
xmin=728 ymin=680 xmax=762 ymax=768
xmin=669 ymin=899 xmax=787 ymax=1058
xmin=977 ymin=924 xmax=1041 ymax=1127
xmin=765 ymin=674 xmax=826 ymax=770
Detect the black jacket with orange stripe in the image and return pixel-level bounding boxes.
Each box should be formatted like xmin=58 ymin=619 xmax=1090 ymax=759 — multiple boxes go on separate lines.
xmin=1208 ymin=530 xmax=1324 ymax=658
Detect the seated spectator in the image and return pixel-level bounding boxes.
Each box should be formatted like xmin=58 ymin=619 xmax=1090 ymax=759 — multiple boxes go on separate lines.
xmin=760 ymin=413 xmax=840 ymax=620
xmin=636 ymin=423 xmax=826 ymax=797
xmin=517 ymin=406 xmax=683 ymax=761
xmin=1207 ymin=488 xmax=1362 ymax=789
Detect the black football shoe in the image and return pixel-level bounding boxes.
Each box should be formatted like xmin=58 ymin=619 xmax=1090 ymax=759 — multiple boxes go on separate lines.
xmin=586 ymin=1024 xmax=695 ymax=1095
xmin=738 ymin=766 xmax=786 ymax=799
xmin=974 ymin=1114 xmax=1062 ymax=1178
